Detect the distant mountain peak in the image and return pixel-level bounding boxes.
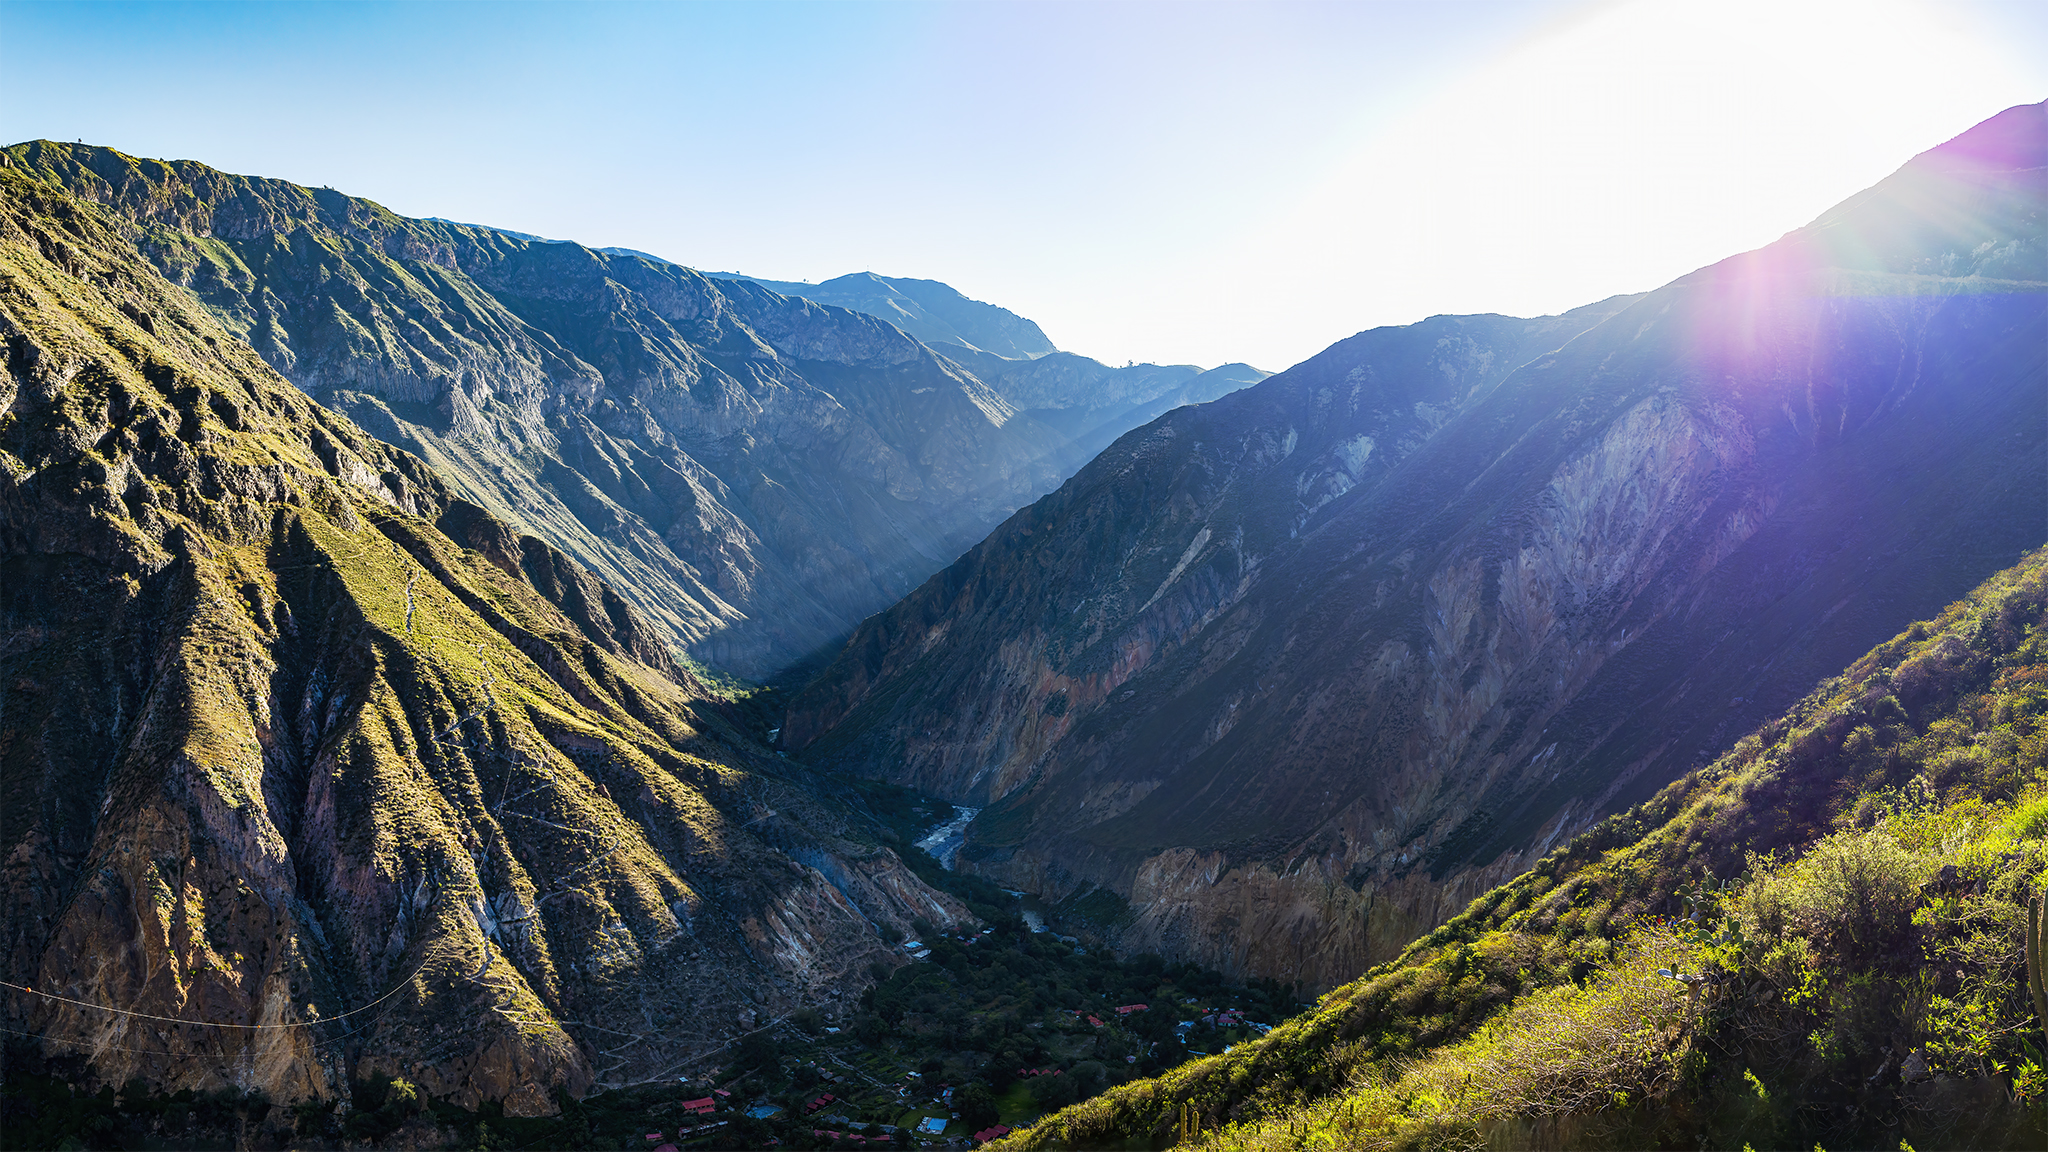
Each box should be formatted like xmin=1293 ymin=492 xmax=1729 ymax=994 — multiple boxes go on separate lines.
xmin=706 ymin=269 xmax=1059 ymax=360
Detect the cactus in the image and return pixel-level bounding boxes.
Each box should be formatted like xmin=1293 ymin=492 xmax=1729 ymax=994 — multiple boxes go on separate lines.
xmin=1671 ymin=874 xmax=1746 ymax=968
xmin=2024 ymin=889 xmax=2044 ymax=1036
xmin=1177 ymin=1099 xmax=1200 ymax=1143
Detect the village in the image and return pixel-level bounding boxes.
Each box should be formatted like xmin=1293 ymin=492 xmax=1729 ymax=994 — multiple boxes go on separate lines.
xmin=506 ymin=778 xmax=1302 ymax=1152
xmin=625 ymin=904 xmax=1295 ymax=1149
xmin=496 ymin=938 xmax=1288 ymax=1150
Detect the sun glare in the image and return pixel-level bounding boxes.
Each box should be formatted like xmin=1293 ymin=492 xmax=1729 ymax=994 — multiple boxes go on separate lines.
xmin=1134 ymin=0 xmax=2040 ymax=368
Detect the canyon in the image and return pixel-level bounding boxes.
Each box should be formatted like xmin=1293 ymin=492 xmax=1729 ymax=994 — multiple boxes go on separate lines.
xmin=2 ymin=99 xmax=2041 ymax=1137
xmin=784 ymin=101 xmax=2048 ymax=990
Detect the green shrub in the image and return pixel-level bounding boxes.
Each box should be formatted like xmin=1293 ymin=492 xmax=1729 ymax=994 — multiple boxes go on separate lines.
xmin=1742 ymin=829 xmax=1931 ymax=964
xmin=2006 ymin=794 xmax=2048 ymax=841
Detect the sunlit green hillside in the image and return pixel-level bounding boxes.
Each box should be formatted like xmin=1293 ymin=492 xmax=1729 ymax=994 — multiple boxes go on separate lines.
xmin=999 ymin=549 xmax=2048 ymax=1150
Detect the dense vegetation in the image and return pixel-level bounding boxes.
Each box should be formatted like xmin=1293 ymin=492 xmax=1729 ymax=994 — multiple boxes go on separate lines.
xmin=995 ymin=548 xmax=2048 ymax=1150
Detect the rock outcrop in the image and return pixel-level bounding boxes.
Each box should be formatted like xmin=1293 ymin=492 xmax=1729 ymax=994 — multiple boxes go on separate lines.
xmin=784 ymin=102 xmax=2048 ymax=990
xmin=0 ymin=166 xmax=964 ymax=1112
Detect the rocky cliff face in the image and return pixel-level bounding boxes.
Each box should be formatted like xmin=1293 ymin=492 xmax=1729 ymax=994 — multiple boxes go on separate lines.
xmin=0 ymin=167 xmax=965 ymax=1113
xmin=784 ymin=102 xmax=2048 ymax=990
xmin=0 ymin=144 xmax=1185 ymax=679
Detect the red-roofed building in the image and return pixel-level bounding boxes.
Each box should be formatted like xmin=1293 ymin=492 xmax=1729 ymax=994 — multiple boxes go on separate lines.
xmin=1086 ymin=1015 xmax=1104 ymax=1027
xmin=714 ymin=1088 xmax=732 ymax=1097
xmin=1114 ymin=1004 xmax=1148 ymax=1015
xmin=973 ymin=1124 xmax=1013 ymax=1143
xmin=682 ymin=1097 xmax=717 ymax=1115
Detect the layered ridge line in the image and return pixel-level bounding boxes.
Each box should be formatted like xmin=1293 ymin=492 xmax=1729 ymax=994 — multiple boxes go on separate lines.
xmin=3 ymin=142 xmax=1264 ymax=679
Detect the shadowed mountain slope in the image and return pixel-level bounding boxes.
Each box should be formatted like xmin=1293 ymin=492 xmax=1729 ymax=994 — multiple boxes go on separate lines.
xmin=1 ymin=143 xmax=1159 ymax=679
xmin=785 ymin=102 xmax=2048 ymax=990
xmin=0 ymin=165 xmax=964 ymax=1114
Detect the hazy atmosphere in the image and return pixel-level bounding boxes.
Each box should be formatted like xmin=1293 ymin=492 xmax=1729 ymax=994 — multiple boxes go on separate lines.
xmin=6 ymin=0 xmax=2043 ymax=369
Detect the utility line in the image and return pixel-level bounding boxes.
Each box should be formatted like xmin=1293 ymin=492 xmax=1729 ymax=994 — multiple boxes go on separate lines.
xmin=0 ymin=984 xmax=411 ymax=1056
xmin=0 ymin=953 xmax=437 ymax=1031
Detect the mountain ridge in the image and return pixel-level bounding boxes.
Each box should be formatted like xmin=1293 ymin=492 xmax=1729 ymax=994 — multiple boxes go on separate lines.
xmin=995 ymin=545 xmax=2048 ymax=1150
xmin=0 ymin=141 xmax=1264 ymax=680
xmin=705 ymin=270 xmax=1273 ymax=443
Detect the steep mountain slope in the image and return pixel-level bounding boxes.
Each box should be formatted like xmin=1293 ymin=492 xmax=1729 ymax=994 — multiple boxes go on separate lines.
xmin=0 ymin=143 xmax=1121 ymax=679
xmin=786 ymin=102 xmax=2048 ymax=989
xmin=0 ymin=165 xmax=964 ymax=1114
xmin=705 ymin=270 xmax=1057 ymax=360
xmin=999 ymin=547 xmax=2048 ymax=1151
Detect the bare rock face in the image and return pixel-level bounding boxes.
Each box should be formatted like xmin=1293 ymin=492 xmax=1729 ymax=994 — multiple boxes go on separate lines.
xmin=785 ymin=102 xmax=2048 ymax=990
xmin=0 ymin=143 xmax=1213 ymax=679
xmin=0 ymin=168 xmax=965 ymax=1111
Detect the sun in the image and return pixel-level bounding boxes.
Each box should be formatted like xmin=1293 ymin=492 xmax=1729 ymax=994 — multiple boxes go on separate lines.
xmin=1181 ymin=0 xmax=2040 ymax=367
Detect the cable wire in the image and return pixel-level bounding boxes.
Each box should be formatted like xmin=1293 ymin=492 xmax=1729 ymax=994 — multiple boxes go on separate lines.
xmin=0 ymin=953 xmax=438 ymax=1032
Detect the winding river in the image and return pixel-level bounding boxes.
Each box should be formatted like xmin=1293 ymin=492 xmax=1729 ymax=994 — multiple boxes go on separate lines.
xmin=913 ymin=805 xmax=979 ymax=870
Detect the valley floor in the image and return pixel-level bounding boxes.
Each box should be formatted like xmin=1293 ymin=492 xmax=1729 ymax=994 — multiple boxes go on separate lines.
xmin=0 ymin=800 xmax=1295 ymax=1152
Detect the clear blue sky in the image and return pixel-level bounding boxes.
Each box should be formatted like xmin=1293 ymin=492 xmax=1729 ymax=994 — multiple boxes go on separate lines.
xmin=3 ymin=1 xmax=2044 ymax=371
